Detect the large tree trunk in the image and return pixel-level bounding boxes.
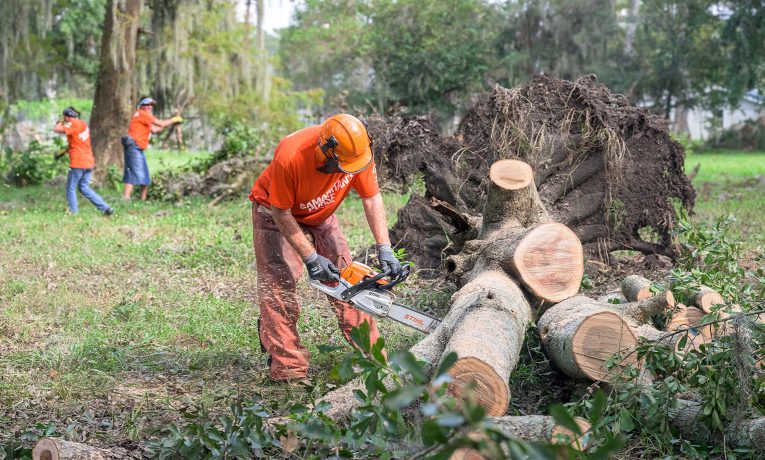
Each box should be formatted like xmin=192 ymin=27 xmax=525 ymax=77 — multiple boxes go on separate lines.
xmin=90 ymin=0 xmax=143 ymax=180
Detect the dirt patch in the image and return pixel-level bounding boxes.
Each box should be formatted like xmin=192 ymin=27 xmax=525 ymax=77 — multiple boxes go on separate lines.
xmin=375 ymin=75 xmax=695 ymax=272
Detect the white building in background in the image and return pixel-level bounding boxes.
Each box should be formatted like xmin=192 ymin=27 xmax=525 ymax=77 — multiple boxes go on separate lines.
xmin=681 ymin=90 xmax=764 ymax=140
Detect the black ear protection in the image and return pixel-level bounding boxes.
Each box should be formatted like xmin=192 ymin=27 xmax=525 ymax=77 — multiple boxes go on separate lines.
xmin=317 ymin=135 xmax=341 ymax=174
xmin=316 ymin=121 xmax=374 ymax=174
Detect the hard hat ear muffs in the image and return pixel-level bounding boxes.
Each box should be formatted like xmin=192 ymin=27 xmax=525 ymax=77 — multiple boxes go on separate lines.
xmin=317 ymin=135 xmax=341 ymax=174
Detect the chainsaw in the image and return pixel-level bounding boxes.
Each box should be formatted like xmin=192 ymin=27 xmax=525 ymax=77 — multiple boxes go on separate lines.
xmin=309 ymin=261 xmax=441 ymax=334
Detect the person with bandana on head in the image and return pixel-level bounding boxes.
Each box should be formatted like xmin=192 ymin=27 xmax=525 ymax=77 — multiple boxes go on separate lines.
xmin=53 ymin=107 xmax=114 ymax=216
xmin=121 ymin=97 xmax=183 ymax=200
xmin=248 ymin=114 xmax=402 ymax=385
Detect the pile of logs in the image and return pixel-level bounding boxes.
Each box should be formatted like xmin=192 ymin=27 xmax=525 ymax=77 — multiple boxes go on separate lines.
xmin=318 ymin=159 xmax=765 ymax=454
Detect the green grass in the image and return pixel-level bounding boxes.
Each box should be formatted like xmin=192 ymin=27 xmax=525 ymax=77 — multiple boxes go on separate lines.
xmin=686 ymin=150 xmax=765 ymax=249
xmin=145 ymin=149 xmax=212 ymax=172
xmin=0 ymin=182 xmax=425 ymax=444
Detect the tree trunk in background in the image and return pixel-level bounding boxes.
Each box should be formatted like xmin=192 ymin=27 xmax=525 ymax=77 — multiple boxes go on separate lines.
xmin=256 ymin=0 xmax=269 ymax=103
xmin=242 ymin=0 xmax=253 ymax=90
xmin=90 ymin=0 xmax=143 ymax=180
xmin=624 ymin=0 xmax=640 ymax=55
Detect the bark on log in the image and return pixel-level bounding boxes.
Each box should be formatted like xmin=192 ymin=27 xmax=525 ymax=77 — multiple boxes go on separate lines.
xmin=693 ymin=285 xmax=724 ymax=313
xmin=597 ymin=289 xmax=628 ymax=304
xmin=441 ymin=271 xmax=532 ymax=416
xmin=319 ymin=324 xmax=449 ymax=421
xmin=33 ymin=438 xmax=105 ymax=460
xmin=669 ymin=399 xmax=765 ymax=451
xmin=450 ymin=416 xmax=591 ymax=459
xmin=621 ymin=275 xmax=653 ymax=302
xmin=538 ymin=293 xmax=674 ymax=381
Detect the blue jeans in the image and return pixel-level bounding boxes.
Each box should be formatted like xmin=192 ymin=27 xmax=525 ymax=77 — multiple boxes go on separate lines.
xmin=66 ymin=168 xmax=111 ymax=214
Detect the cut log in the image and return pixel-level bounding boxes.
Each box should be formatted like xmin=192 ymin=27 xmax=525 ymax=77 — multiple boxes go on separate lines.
xmin=668 ymin=399 xmax=765 ymax=451
xmin=32 ymin=438 xmax=105 ymax=460
xmin=668 ymin=304 xmax=712 ymax=342
xmin=481 ymin=159 xmax=550 ymax=235
xmin=538 ymin=293 xmax=674 ymax=381
xmin=441 ymin=271 xmax=532 ymax=416
xmin=450 ymin=416 xmax=591 ymax=459
xmin=621 ymin=275 xmax=653 ymax=302
xmin=694 ymin=285 xmax=724 ymax=313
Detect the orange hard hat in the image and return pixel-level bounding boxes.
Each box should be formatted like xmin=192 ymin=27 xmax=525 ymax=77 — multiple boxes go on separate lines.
xmin=317 ymin=114 xmax=372 ymax=173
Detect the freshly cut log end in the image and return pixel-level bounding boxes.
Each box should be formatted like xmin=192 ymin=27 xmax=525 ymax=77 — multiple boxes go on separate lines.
xmin=668 ymin=305 xmax=712 ymax=341
xmin=512 ymin=222 xmax=584 ymax=303
xmin=540 ymin=310 xmax=638 ymax=382
xmin=621 ymin=275 xmax=653 ymax=302
xmin=489 ymin=159 xmax=534 ymax=190
xmin=447 ymin=357 xmax=510 ymax=417
xmin=570 ymin=312 xmax=638 ymax=381
xmin=33 ymin=438 xmax=105 ymax=460
xmin=694 ymin=286 xmax=724 ymax=313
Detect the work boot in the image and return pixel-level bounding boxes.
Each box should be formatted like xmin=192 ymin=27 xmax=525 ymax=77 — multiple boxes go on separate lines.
xmin=104 ymin=207 xmax=114 ymax=216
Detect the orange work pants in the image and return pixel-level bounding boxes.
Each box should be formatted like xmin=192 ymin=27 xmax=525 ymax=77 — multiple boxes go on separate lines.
xmin=252 ymin=203 xmax=381 ymax=380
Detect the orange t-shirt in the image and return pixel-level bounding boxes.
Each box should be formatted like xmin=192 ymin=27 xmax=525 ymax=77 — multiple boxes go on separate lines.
xmin=249 ymin=125 xmax=380 ymax=226
xmin=63 ymin=118 xmax=95 ymax=169
xmin=127 ymin=109 xmax=157 ymax=150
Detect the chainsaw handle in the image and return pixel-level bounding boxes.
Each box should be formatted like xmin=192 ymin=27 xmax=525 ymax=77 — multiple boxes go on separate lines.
xmin=340 ymin=268 xmax=391 ymax=300
xmin=377 ymin=265 xmax=410 ymax=291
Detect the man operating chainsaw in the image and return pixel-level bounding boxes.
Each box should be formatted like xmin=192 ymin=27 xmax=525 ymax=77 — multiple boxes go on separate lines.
xmin=249 ymin=113 xmax=402 ymax=383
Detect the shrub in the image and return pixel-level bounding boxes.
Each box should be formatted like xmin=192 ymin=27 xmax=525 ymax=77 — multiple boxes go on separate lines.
xmin=4 ymin=139 xmax=69 ymax=186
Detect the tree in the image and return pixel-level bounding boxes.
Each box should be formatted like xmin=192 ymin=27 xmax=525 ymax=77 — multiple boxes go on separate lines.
xmin=0 ymin=0 xmax=106 ymax=105
xmin=90 ymin=0 xmax=144 ymax=176
xmin=279 ymin=0 xmax=499 ymax=126
xmin=631 ymin=0 xmax=725 ymax=119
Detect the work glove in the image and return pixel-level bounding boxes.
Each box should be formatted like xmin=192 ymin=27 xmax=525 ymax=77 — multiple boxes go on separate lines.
xmin=377 ymin=243 xmax=402 ymax=277
xmin=171 ymin=115 xmax=184 ymax=124
xmin=305 ymin=252 xmax=340 ymax=282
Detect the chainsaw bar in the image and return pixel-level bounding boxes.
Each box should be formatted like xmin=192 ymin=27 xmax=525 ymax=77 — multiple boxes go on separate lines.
xmin=387 ymin=302 xmax=441 ymax=334
xmin=308 ymin=277 xmax=442 ymax=334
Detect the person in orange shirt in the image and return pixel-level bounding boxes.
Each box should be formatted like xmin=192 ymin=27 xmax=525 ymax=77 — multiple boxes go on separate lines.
xmin=53 ymin=107 xmax=113 ymax=216
xmin=249 ymin=113 xmax=402 ymax=384
xmin=121 ymin=97 xmax=182 ymax=200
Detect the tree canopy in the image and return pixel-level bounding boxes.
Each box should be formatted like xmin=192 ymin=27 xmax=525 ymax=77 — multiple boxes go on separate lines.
xmin=1 ymin=0 xmax=764 ymax=132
